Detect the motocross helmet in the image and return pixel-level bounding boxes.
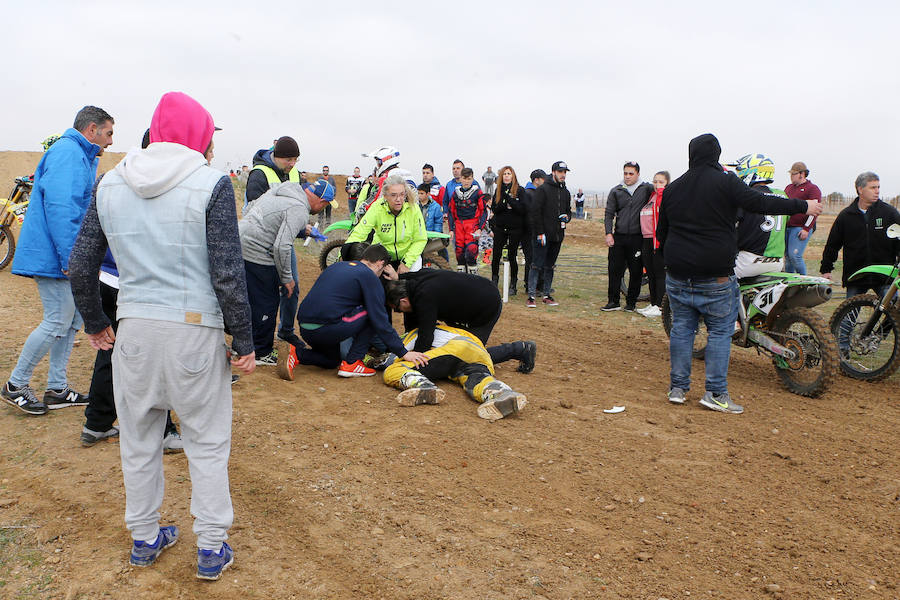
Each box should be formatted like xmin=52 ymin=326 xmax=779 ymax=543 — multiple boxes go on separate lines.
xmin=363 ymin=146 xmax=400 ymax=177
xmin=41 ymin=134 xmax=61 ymax=152
xmin=731 ymin=153 xmax=775 ymax=186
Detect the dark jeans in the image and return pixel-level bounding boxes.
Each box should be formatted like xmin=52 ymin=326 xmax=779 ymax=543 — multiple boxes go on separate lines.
xmin=298 ymin=307 xmax=375 ymax=368
xmin=244 ymin=260 xmax=281 ymax=356
xmin=278 ymin=250 xmax=299 ymax=339
xmin=491 ymin=226 xmax=525 ymax=285
xmin=84 ymin=282 xmax=176 ymax=436
xmin=323 ymin=202 xmax=332 ymax=224
xmin=348 ymin=196 xmax=359 ymax=215
xmin=641 ymin=238 xmax=666 ymax=306
xmin=846 ymin=283 xmax=889 ymax=300
xmin=666 ymin=274 xmax=739 ymax=394
xmin=608 ymin=233 xmax=643 ymax=305
xmin=527 ymin=239 xmax=562 ymax=297
xmin=520 ymin=229 xmax=534 ymax=290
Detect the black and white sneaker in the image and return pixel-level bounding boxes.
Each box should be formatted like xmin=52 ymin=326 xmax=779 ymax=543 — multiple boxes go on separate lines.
xmin=2 ymin=382 xmax=48 ymax=415
xmin=255 ymin=349 xmax=278 ymax=366
xmin=43 ymin=387 xmax=90 ymax=410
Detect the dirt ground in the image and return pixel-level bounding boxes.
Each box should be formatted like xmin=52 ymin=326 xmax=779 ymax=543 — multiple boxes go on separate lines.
xmin=0 ymin=163 xmax=898 ymax=599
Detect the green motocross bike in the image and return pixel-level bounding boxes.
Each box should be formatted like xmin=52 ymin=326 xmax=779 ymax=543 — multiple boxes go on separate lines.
xmin=317 ymin=218 xmax=452 ymax=271
xmin=828 ymin=222 xmax=900 ymax=381
xmin=662 ymin=272 xmax=839 ymax=397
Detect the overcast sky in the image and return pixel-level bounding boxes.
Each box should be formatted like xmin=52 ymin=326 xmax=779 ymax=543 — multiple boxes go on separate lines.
xmin=2 ymin=0 xmax=898 ymax=196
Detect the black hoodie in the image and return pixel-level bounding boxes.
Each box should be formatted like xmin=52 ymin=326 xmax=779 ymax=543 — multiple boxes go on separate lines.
xmin=657 ymin=133 xmax=809 ymax=278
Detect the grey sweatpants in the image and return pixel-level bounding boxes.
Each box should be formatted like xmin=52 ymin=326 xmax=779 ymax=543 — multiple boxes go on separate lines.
xmin=113 ymin=318 xmax=233 ymax=550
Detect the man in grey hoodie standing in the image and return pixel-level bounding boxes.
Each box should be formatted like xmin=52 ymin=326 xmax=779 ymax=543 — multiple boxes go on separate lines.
xmin=240 ymin=180 xmax=333 ymax=364
xmin=70 ymin=92 xmax=254 ymax=580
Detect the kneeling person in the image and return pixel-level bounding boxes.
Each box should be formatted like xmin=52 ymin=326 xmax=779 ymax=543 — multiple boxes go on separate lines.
xmin=280 ymin=244 xmax=428 ymax=378
xmin=384 ymin=325 xmax=529 ymax=421
xmin=384 ymin=270 xmax=536 ymax=373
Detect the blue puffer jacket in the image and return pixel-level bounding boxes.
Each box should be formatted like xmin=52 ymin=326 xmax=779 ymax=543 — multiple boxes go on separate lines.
xmin=12 ymin=128 xmax=100 ymax=278
xmin=420 ymin=198 xmax=443 ymax=233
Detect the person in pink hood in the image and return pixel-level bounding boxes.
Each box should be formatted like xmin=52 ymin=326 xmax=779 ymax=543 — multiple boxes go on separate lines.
xmin=70 ymin=91 xmax=251 ymax=580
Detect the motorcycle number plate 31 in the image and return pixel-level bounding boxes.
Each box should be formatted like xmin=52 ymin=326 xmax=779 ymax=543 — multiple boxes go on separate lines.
xmin=751 ymin=282 xmax=788 ymax=315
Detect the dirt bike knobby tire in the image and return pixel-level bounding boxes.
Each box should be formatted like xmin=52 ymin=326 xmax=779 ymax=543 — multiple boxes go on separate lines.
xmin=0 ymin=224 xmax=14 ymax=270
xmin=318 ymin=237 xmax=347 ymax=271
xmin=771 ymin=307 xmax=838 ymax=397
xmin=828 ymin=293 xmax=900 ymax=382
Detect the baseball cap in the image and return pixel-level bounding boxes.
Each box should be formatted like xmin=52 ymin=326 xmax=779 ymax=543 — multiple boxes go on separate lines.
xmin=551 ymin=161 xmax=570 ymax=172
xmin=789 ymin=161 xmax=809 ymax=174
xmin=310 ymin=178 xmax=335 ymax=201
xmin=530 ymin=169 xmax=548 ymax=181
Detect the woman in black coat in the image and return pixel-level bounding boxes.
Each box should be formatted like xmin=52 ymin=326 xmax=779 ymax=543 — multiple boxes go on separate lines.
xmin=489 ymin=166 xmax=528 ymax=294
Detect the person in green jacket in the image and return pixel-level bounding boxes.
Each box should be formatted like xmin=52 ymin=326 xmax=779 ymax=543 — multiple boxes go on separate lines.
xmin=346 ymin=174 xmax=427 ymax=273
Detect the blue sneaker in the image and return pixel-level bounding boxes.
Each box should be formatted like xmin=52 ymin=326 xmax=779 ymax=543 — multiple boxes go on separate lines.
xmin=197 ymin=541 xmax=234 ymax=580
xmin=129 ymin=525 xmax=179 ymax=567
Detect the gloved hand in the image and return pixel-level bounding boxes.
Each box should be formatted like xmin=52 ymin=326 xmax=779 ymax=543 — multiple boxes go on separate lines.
xmin=537 ymin=234 xmax=547 ymax=246
xmin=308 ymin=226 xmax=327 ymax=242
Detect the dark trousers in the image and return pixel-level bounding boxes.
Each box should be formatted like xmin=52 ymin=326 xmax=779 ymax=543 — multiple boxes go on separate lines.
xmin=277 ymin=250 xmax=299 ymax=338
xmin=527 ymin=239 xmax=562 ymax=297
xmin=84 ymin=282 xmax=176 ymax=435
xmin=491 ymin=227 xmax=525 ymax=287
xmin=641 ymin=238 xmax=666 ymax=306
xmin=520 ymin=230 xmax=534 ymax=290
xmin=323 ymin=202 xmax=332 ymax=224
xmin=244 ymin=260 xmax=281 ymax=356
xmin=299 ymin=307 xmax=374 ymax=368
xmin=608 ymin=233 xmax=643 ymax=305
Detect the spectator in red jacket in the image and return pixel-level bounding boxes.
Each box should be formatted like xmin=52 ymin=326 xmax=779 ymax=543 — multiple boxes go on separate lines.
xmin=447 ymin=168 xmax=487 ymax=274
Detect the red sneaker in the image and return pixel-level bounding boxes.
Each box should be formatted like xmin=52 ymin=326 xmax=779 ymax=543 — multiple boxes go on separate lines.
xmin=338 ymin=360 xmax=376 ymax=378
xmin=276 ymin=342 xmax=298 ymax=381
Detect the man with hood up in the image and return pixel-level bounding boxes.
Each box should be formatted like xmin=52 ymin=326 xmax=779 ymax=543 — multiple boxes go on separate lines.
xmin=69 ymin=91 xmax=254 ymax=580
xmin=657 ymin=133 xmax=821 ymax=415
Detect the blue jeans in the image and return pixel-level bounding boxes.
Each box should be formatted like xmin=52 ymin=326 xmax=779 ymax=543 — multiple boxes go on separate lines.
xmin=527 ymin=239 xmax=562 ymax=297
xmin=666 ymin=274 xmax=739 ymax=395
xmin=784 ymin=227 xmax=811 ymax=274
xmin=10 ymin=277 xmax=83 ymax=390
xmin=575 ymin=204 xmax=584 ymax=219
xmin=278 ymin=250 xmax=299 ymax=338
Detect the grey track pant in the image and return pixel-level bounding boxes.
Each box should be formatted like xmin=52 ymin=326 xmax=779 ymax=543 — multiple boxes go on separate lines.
xmin=113 ymin=318 xmax=233 ymax=550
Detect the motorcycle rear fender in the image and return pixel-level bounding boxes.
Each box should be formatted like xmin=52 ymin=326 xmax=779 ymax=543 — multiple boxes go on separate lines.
xmin=848 ymin=264 xmax=899 ymax=280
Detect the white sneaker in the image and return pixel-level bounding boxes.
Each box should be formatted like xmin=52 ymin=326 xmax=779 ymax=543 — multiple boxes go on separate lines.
xmin=642 ymin=305 xmax=662 ymax=318
xmin=163 ymin=431 xmax=184 ymax=454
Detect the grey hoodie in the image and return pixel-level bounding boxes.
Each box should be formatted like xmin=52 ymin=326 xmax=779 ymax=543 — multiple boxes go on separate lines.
xmin=239 ymin=182 xmax=311 ymax=283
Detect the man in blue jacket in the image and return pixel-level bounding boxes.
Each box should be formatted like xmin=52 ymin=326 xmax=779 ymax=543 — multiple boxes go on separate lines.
xmin=278 ymin=244 xmax=429 ymax=380
xmin=2 ymin=106 xmax=114 ymax=416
